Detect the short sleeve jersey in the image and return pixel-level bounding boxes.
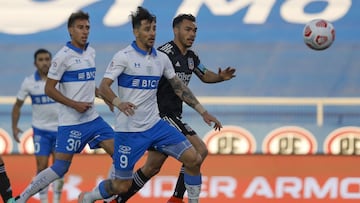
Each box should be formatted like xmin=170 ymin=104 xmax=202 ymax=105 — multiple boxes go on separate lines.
xmin=157 ymin=41 xmax=204 ymax=117
xmin=47 ymin=42 xmax=98 ymax=126
xmin=103 ymin=41 xmax=176 ymax=132
xmin=16 ymin=71 xmax=58 ymax=131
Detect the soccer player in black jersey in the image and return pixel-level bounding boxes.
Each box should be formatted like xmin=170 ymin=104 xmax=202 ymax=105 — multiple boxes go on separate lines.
xmin=112 ymin=14 xmax=235 ymax=203
xmin=0 ymin=156 xmax=14 ymax=203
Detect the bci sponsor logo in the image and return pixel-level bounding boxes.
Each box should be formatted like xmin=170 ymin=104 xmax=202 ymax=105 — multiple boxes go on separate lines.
xmin=0 ymin=0 xmax=352 ymax=35
xmin=132 ymin=78 xmax=159 ymax=88
xmin=78 ymin=70 xmax=96 ymax=81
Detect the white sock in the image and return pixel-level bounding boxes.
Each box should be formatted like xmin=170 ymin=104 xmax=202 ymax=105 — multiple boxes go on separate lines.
xmin=17 ymin=168 xmax=59 ymax=203
xmin=83 ymin=187 xmax=103 ymax=202
xmin=52 ymin=178 xmax=64 ymax=203
xmin=39 ymin=186 xmax=48 ymax=203
xmin=185 ymin=184 xmax=201 ymax=203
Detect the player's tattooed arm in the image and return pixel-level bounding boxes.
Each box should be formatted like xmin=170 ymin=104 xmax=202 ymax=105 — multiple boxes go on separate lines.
xmin=168 ymin=76 xmax=205 ymax=114
xmin=168 ymin=75 xmax=223 ymax=130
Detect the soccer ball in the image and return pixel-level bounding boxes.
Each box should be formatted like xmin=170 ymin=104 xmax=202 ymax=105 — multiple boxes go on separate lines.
xmin=303 ymin=19 xmax=335 ymax=50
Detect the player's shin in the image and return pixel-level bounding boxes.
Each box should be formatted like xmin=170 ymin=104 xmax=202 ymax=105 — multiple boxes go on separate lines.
xmin=172 ymin=166 xmax=186 ymax=199
xmin=80 ymin=180 xmax=113 ymax=202
xmin=17 ymin=168 xmax=60 ymax=202
xmin=0 ymin=164 xmax=13 ymax=202
xmin=184 ymin=173 xmax=202 ymax=203
xmin=118 ymin=168 xmax=150 ymax=202
xmin=52 ymin=178 xmax=64 ymax=203
xmin=39 ymin=186 xmax=49 ymax=203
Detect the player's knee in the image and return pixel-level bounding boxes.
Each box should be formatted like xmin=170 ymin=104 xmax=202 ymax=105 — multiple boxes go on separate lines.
xmin=184 ymin=152 xmax=202 ymax=169
xmin=50 ymin=159 xmax=71 ymax=177
xmin=37 ymin=164 xmax=48 ymax=172
xmin=112 ymin=179 xmax=132 ymax=194
xmin=198 ymin=146 xmax=208 ymax=161
xmin=191 ymin=135 xmax=208 ymax=161
xmin=36 ymin=157 xmax=50 ymax=172
xmin=194 ymin=153 xmax=203 ymax=167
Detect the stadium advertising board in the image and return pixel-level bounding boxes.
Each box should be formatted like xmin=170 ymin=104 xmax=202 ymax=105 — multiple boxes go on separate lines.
xmin=4 ymin=154 xmax=359 ymax=203
xmin=2 ymin=125 xmax=360 ymax=154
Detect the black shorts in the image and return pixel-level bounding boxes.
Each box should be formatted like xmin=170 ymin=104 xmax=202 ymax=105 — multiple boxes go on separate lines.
xmin=148 ymin=114 xmax=196 ymax=152
xmin=161 ymin=114 xmax=197 ymax=136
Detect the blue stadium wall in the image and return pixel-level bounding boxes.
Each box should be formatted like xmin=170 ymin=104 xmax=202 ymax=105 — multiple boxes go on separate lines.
xmin=0 ymin=0 xmax=359 ymax=154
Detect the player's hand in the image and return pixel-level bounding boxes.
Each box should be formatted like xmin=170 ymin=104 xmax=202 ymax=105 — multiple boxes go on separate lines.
xmin=72 ymin=101 xmax=92 ymax=113
xmin=117 ymin=102 xmax=137 ymax=116
xmin=218 ymin=67 xmax=236 ymax=81
xmin=201 ymin=111 xmax=222 ymax=131
xmin=12 ymin=127 xmax=22 ymax=143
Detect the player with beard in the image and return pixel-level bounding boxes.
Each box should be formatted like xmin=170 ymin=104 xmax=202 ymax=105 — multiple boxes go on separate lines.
xmin=11 ymin=48 xmax=64 ymax=203
xmin=81 ymin=7 xmax=222 ymax=203
xmin=111 ymin=13 xmax=236 ymax=203
xmin=14 ymin=10 xmax=115 ymax=203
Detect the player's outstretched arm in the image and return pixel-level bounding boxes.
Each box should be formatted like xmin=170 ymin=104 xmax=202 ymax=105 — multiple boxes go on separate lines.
xmin=195 ymin=66 xmax=236 ymax=83
xmin=168 ymin=76 xmax=222 ymax=130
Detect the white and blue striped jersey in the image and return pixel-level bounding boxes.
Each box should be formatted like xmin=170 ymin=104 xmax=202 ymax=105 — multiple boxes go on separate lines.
xmin=17 ymin=71 xmax=58 ymax=131
xmin=104 ymin=41 xmax=176 ymax=132
xmin=47 ymin=42 xmax=98 ymax=126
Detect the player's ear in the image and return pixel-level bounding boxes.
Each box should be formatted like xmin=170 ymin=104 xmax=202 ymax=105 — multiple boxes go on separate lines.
xmin=68 ymin=27 xmax=73 ymax=38
xmin=173 ymin=26 xmax=179 ymax=36
xmin=133 ymin=28 xmax=139 ymax=38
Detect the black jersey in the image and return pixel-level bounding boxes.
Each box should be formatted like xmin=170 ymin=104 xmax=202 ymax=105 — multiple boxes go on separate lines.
xmin=157 ymin=41 xmax=203 ymax=117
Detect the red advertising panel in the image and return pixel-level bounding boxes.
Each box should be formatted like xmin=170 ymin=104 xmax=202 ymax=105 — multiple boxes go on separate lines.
xmin=3 ymin=154 xmax=360 ymax=203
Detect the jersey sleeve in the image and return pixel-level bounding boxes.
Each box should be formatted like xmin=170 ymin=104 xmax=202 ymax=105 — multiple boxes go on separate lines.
xmin=47 ymin=51 xmax=68 ymax=81
xmin=196 ymin=63 xmax=207 ymax=74
xmin=161 ymin=53 xmax=176 ymax=79
xmin=192 ymin=51 xmax=207 ymax=76
xmin=16 ymin=77 xmax=30 ymax=101
xmin=103 ymin=51 xmax=126 ymax=80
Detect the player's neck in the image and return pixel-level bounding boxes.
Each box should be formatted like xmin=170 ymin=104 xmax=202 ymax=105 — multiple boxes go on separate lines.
xmin=173 ymin=40 xmax=187 ymax=55
xmin=135 ymin=41 xmax=152 ymax=53
xmin=37 ymin=71 xmax=48 ymax=80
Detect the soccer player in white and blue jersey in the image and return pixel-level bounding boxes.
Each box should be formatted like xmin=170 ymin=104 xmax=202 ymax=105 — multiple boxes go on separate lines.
xmin=78 ymin=7 xmax=222 ymax=203
xmin=14 ymin=11 xmax=115 ymax=203
xmin=112 ymin=14 xmax=236 ymax=203
xmin=11 ymin=48 xmax=64 ymax=203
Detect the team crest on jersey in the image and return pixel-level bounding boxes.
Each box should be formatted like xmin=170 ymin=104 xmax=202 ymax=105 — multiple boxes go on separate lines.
xmin=188 ymin=58 xmax=194 ymax=70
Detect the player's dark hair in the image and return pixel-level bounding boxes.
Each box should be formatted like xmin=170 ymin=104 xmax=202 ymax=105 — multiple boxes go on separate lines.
xmin=131 ymin=6 xmax=156 ymax=29
xmin=34 ymin=48 xmax=51 ymax=62
xmin=172 ymin=14 xmax=196 ymax=28
xmin=67 ymin=10 xmax=89 ymax=28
